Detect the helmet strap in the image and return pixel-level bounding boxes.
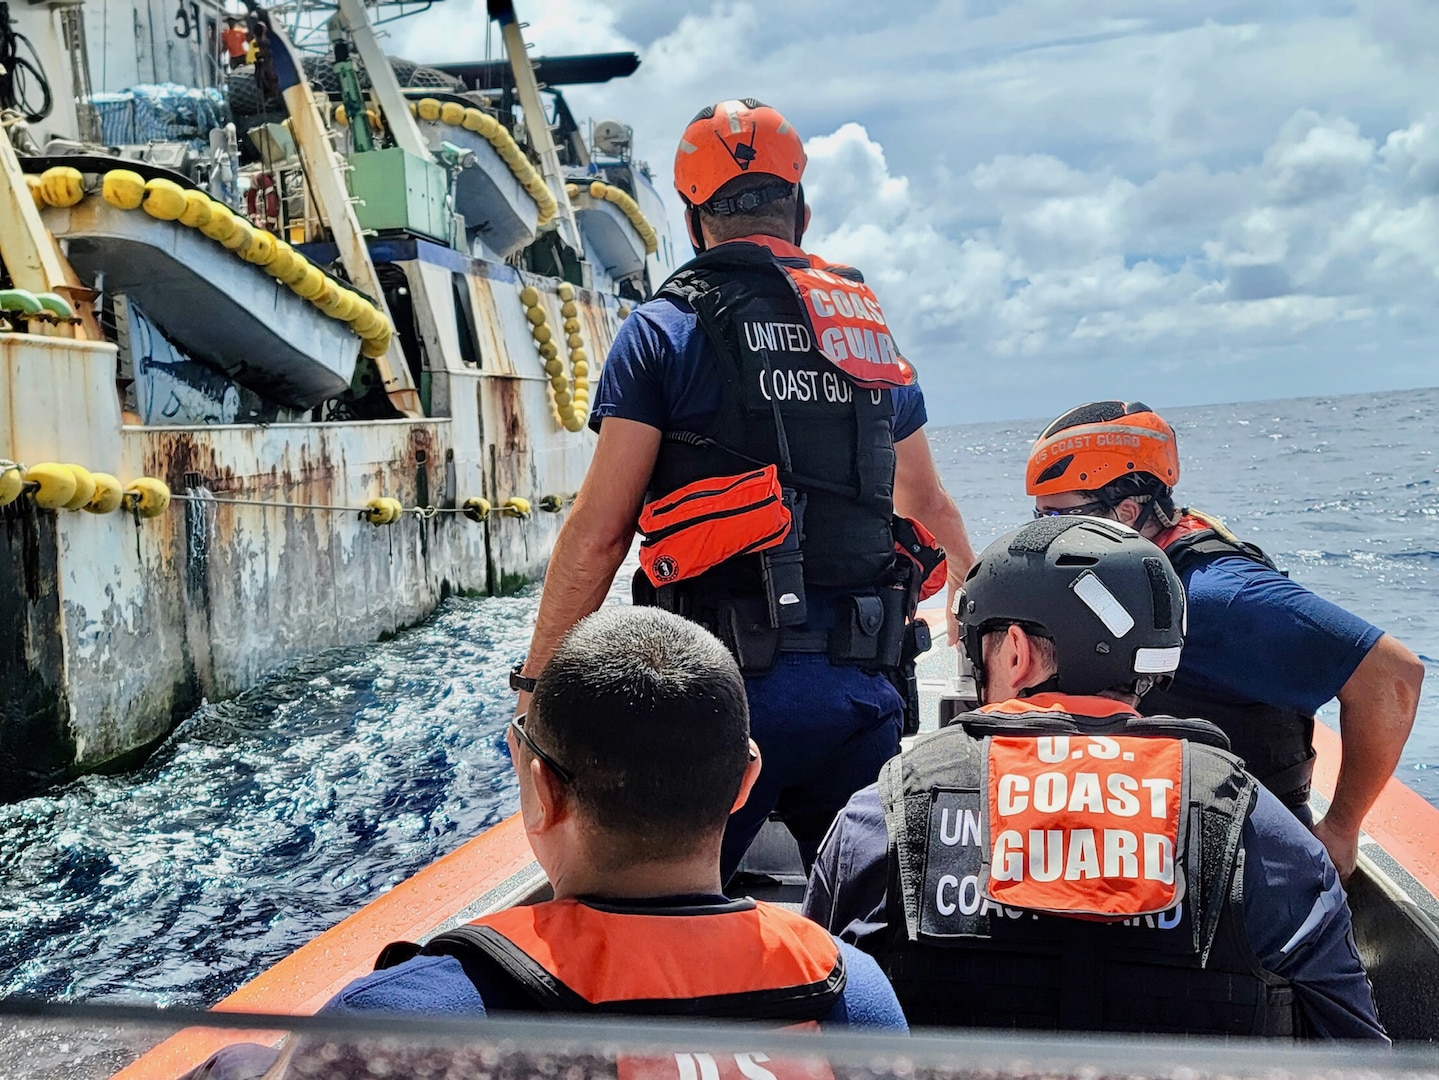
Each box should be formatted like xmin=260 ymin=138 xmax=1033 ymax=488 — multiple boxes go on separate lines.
xmin=793 ymin=183 xmax=807 ymax=245
xmin=1130 ymin=494 xmax=1160 ymax=533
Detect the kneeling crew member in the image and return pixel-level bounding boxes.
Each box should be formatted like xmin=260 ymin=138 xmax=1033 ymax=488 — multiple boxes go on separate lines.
xmin=515 ymin=99 xmax=976 ymax=879
xmin=803 ymin=517 xmax=1385 ymax=1039
xmin=329 ymin=607 xmax=906 ymax=1026
xmin=1025 ymin=401 xmax=1423 ymax=878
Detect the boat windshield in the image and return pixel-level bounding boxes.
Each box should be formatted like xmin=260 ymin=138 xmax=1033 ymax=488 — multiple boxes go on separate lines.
xmin=2 ymin=1001 xmax=1427 ymax=1080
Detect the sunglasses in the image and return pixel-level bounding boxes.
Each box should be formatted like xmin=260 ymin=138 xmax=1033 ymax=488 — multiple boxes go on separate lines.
xmin=1033 ymin=500 xmax=1111 ymax=520
xmin=508 ymin=712 xmax=574 ymax=784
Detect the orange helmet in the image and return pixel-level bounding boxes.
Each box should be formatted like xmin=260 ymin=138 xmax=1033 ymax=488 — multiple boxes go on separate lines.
xmin=674 ymin=99 xmax=806 ymax=208
xmin=1026 ymin=401 xmax=1180 ymax=496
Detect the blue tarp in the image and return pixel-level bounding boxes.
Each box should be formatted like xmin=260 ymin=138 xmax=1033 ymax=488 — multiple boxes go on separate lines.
xmin=90 ymin=84 xmax=229 ymax=146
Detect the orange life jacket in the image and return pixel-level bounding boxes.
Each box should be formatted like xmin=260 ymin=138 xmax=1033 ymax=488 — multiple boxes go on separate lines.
xmin=392 ymin=897 xmax=847 ymax=1020
xmin=777 ymin=254 xmax=915 ymax=389
xmin=1151 ymin=510 xmax=1215 ymax=551
xmin=978 ymin=695 xmax=1184 ymax=919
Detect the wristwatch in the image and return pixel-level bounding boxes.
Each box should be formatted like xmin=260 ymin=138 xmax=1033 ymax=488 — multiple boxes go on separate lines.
xmin=509 ymin=661 xmax=537 ymax=694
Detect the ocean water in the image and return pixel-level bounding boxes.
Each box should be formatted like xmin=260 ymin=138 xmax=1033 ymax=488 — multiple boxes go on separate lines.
xmin=0 ymin=387 xmax=1434 ymax=1006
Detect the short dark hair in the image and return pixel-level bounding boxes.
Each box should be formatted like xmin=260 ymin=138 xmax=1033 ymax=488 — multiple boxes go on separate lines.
xmin=1067 ymin=473 xmax=1177 ymax=529
xmin=528 ymin=607 xmax=751 ymax=860
xmin=698 ymin=174 xmax=799 ymax=244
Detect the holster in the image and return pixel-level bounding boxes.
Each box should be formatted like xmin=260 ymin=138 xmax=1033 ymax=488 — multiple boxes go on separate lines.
xmin=888 ymin=618 xmax=933 ymax=737
xmin=760 ymin=488 xmax=807 ymax=627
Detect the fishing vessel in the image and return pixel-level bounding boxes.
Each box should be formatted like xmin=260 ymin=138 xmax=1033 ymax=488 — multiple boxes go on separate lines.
xmin=0 ymin=0 xmax=674 ymax=801
xmin=110 ymin=625 xmax=1439 ymax=1077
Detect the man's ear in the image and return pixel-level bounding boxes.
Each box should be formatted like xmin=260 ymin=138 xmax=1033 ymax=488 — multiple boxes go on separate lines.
xmin=529 ymin=758 xmax=571 ymax=834
xmin=1006 ymin=623 xmax=1052 ymax=689
xmin=730 ymin=740 xmax=762 ymax=814
xmin=1114 ymin=498 xmax=1142 ymax=528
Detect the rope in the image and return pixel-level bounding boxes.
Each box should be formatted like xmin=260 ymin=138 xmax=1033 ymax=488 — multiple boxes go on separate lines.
xmin=169 ymin=492 xmax=471 ymax=516
xmin=0 ymin=3 xmax=52 ymax=123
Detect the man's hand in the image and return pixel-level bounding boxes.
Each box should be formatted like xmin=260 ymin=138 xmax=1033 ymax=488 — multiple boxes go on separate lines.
xmin=521 ymin=418 xmax=662 ymax=685
xmin=1312 ymin=814 xmax=1359 ymax=882
xmin=1322 ymin=633 xmax=1424 ymax=882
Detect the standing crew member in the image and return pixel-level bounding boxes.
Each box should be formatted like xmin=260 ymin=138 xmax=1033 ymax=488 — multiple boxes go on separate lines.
xmin=221 ymin=18 xmax=249 ymax=69
xmin=329 ymin=608 xmax=907 ymax=1026
xmin=804 ymin=517 xmax=1385 ymax=1039
xmin=1024 ymin=401 xmax=1423 ymax=878
xmin=514 ymin=100 xmax=975 ymax=878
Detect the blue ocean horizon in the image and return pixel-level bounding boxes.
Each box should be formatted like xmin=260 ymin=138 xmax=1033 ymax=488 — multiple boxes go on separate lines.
xmin=1 ymin=385 xmax=1433 ymax=1005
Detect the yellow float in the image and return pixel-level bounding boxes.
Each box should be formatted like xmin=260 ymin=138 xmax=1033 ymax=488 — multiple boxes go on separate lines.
xmin=24 ymin=463 xmax=77 ymax=510
xmin=85 ymin=473 xmax=125 ymax=514
xmin=102 ymin=169 xmax=146 ymax=211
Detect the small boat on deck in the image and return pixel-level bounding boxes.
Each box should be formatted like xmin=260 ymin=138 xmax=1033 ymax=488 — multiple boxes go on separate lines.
xmin=111 ymin=621 xmax=1439 ymax=1077
xmin=40 ymin=194 xmax=358 ymax=407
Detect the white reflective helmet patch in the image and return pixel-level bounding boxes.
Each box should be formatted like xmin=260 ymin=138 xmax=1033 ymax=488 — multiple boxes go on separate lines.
xmin=1135 ymin=645 xmax=1183 ymax=674
xmin=1070 ymin=570 xmax=1135 ymax=637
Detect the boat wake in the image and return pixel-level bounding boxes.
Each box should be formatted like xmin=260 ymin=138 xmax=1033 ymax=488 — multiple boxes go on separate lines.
xmin=0 ymin=595 xmax=536 ymax=1005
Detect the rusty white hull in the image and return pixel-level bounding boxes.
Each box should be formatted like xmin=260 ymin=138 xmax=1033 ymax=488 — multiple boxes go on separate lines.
xmin=0 ymin=241 xmax=616 ymax=801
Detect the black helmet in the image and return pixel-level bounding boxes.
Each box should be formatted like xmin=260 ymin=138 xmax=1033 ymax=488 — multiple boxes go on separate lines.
xmin=955 ymin=516 xmax=1185 ymax=697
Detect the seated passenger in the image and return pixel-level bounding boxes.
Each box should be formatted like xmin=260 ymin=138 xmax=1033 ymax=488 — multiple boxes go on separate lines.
xmin=1024 ymin=401 xmax=1422 ymax=878
xmin=330 ymin=606 xmax=907 ymax=1027
xmin=803 ymin=517 xmax=1385 ymax=1039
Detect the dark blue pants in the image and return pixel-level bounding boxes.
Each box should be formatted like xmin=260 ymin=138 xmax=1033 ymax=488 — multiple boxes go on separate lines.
xmin=721 ymin=653 xmax=903 ymax=882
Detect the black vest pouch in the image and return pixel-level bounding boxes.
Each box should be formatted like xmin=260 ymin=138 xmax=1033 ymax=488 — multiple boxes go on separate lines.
xmin=727 ymin=594 xmax=783 ymax=673
xmin=760 ymin=488 xmax=807 ymax=627
xmin=830 ymin=593 xmax=883 ymax=664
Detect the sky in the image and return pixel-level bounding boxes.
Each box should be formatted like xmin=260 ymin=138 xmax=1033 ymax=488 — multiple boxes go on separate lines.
xmin=388 ymin=1 xmax=1439 ymax=424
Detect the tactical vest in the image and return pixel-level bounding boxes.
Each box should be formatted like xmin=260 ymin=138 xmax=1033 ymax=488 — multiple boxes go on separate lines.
xmin=650 ymin=243 xmax=898 ymax=594
xmin=375 ymin=897 xmax=846 ymax=1021
xmin=874 ymin=695 xmax=1298 ymax=1037
xmin=1146 ymin=511 xmax=1317 ymax=808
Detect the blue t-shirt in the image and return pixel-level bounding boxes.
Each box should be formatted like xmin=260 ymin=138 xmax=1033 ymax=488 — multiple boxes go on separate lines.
xmin=588 ymin=294 xmax=928 ymax=441
xmin=803 ymin=780 xmax=1386 ymax=1040
xmin=1174 ymin=554 xmax=1383 ymax=714
xmin=325 ymin=896 xmax=908 ymax=1032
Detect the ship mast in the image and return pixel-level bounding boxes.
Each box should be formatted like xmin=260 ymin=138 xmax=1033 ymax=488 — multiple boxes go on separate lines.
xmin=489 ymin=0 xmax=584 ymax=257
xmin=252 ymin=2 xmax=424 ymax=417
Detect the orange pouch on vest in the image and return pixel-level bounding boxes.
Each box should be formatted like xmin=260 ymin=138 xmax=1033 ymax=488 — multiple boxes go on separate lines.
xmin=639 ymin=466 xmax=792 ymax=588
xmin=984 ymin=734 xmax=1185 ymax=919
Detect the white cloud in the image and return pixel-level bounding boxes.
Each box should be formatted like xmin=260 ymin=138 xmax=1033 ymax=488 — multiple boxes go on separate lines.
xmin=387 ymin=0 xmax=1439 ymax=420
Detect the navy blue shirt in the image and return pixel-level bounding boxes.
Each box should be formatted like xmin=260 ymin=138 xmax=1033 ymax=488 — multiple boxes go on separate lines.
xmin=803 ymin=781 xmax=1386 ymax=1040
xmin=325 ymin=895 xmax=908 ymax=1031
xmin=1173 ymin=554 xmax=1383 ymax=713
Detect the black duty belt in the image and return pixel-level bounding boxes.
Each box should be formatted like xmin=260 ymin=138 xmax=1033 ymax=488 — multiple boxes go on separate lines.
xmin=777 ymin=629 xmax=830 ymax=653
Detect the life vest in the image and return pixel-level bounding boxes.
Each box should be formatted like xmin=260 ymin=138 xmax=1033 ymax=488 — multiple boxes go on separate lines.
xmin=1146 ymin=510 xmax=1317 ymax=808
xmin=377 ymin=897 xmax=847 ymax=1021
xmin=636 ymin=242 xmax=908 ymax=673
xmin=873 ymin=694 xmax=1298 ymax=1037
